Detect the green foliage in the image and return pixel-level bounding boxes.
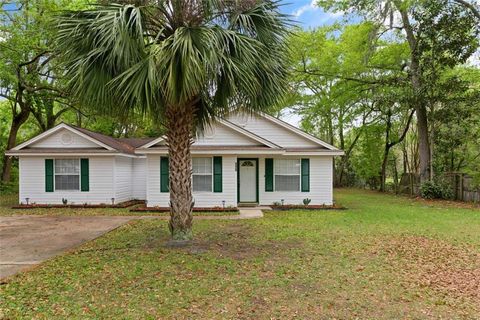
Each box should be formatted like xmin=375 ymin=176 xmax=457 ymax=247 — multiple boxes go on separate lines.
xmin=56 ymin=1 xmax=290 ymax=126
xmin=286 ymin=0 xmax=480 ymax=192
xmin=351 ymin=125 xmax=384 ymax=187
xmin=420 ymin=180 xmax=454 ymax=200
xmin=0 ymin=181 xmax=18 ymax=195
xmin=420 ymin=181 xmax=443 ymax=199
xmin=302 ymin=198 xmax=312 ymax=205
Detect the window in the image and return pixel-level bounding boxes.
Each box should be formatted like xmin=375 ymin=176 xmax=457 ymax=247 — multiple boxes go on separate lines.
xmin=274 ymin=159 xmax=301 ymax=191
xmin=55 ymin=159 xmax=80 ymax=190
xmin=192 ymin=157 xmax=212 ymax=192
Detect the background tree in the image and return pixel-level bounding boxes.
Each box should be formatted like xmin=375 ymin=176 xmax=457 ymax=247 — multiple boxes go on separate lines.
xmin=56 ymin=1 xmax=289 ymax=240
xmin=316 ymin=0 xmax=480 ymax=184
xmin=0 ymin=0 xmax=87 ymax=182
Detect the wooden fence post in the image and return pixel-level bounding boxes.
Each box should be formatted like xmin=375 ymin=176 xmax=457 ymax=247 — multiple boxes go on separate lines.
xmin=459 ymin=173 xmax=464 ymax=202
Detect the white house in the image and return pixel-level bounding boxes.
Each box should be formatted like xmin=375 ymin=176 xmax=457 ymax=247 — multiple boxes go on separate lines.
xmin=6 ymin=111 xmax=343 ymax=207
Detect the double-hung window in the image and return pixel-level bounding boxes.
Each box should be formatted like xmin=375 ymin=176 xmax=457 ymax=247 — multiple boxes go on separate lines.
xmin=55 ymin=159 xmax=80 ymax=190
xmin=274 ymin=159 xmax=301 ymax=191
xmin=192 ymin=157 xmax=212 ymax=192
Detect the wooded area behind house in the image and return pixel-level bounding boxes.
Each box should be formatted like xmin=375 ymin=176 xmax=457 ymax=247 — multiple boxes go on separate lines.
xmin=1 ymin=0 xmax=479 ymax=201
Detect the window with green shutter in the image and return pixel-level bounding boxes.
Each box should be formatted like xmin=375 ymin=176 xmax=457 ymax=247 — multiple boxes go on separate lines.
xmin=45 ymin=159 xmax=54 ymax=192
xmin=265 ymin=158 xmax=274 ymax=192
xmin=80 ymin=158 xmax=89 ymax=191
xmin=160 ymin=157 xmax=169 ymax=192
xmin=213 ymin=156 xmax=222 ymax=192
xmin=301 ymin=158 xmax=310 ymax=192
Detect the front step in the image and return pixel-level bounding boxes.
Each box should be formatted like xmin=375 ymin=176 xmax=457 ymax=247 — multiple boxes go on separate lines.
xmin=237 ymin=202 xmax=259 ymax=207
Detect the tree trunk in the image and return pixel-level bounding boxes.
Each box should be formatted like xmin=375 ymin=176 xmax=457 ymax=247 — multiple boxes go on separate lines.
xmin=415 ymin=104 xmax=430 ymax=183
xmin=165 ymin=105 xmax=195 ymax=241
xmin=397 ymin=6 xmax=431 ymax=184
xmin=380 ymin=145 xmax=391 ymax=192
xmin=393 ymin=155 xmax=399 ymax=193
xmin=2 ymin=108 xmax=30 ymax=182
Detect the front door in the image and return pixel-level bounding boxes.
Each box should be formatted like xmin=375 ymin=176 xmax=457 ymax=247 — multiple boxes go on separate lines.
xmin=238 ymin=159 xmax=258 ymax=203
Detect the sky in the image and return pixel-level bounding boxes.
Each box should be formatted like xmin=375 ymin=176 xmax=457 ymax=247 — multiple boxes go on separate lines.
xmin=281 ymin=0 xmax=345 ymax=28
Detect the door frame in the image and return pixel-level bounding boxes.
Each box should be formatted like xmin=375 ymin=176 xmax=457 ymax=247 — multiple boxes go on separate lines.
xmin=237 ymin=158 xmax=259 ymax=203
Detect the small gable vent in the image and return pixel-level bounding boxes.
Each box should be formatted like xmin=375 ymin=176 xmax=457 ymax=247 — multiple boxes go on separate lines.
xmin=61 ymin=132 xmax=74 ymax=145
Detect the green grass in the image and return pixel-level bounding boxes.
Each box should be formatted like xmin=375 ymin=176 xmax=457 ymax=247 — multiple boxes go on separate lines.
xmin=1 ymin=189 xmax=479 ymax=319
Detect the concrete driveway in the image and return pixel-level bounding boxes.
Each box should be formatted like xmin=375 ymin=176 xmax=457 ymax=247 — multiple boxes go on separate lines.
xmin=0 ymin=215 xmax=134 ymax=279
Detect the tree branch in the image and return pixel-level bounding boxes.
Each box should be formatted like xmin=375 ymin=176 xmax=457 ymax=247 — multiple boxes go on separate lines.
xmin=453 ymin=0 xmax=480 ymax=20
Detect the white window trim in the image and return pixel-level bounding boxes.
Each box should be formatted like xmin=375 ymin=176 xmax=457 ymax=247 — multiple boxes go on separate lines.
xmin=192 ymin=157 xmax=213 ymax=193
xmin=273 ymin=158 xmax=302 ymax=192
xmin=54 ymin=158 xmax=81 ymax=192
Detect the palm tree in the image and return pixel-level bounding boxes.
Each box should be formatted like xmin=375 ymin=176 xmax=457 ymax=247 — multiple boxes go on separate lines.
xmin=56 ymin=0 xmax=290 ymax=240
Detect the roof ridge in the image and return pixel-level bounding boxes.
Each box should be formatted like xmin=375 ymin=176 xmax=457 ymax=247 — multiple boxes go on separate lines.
xmin=66 ymin=123 xmax=136 ymax=153
xmin=219 ymin=118 xmax=282 ymax=149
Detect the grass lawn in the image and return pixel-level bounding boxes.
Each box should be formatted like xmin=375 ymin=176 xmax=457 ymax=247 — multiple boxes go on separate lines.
xmin=1 ymin=188 xmax=479 ymax=319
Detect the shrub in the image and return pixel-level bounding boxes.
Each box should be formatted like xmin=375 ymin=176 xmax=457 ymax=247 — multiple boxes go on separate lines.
xmin=303 ymin=198 xmax=311 ymax=205
xmin=420 ymin=180 xmax=454 ymax=200
xmin=420 ymin=181 xmax=441 ymax=199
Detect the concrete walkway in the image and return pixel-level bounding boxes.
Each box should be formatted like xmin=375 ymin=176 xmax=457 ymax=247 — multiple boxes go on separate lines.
xmin=141 ymin=208 xmax=265 ymax=220
xmin=0 ymin=209 xmax=265 ymax=279
xmin=0 ymin=215 xmax=133 ymax=279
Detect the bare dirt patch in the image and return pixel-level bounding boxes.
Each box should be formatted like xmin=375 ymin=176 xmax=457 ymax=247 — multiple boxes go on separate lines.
xmin=164 ymin=223 xmax=303 ymax=261
xmin=377 ymin=235 xmax=480 ymax=305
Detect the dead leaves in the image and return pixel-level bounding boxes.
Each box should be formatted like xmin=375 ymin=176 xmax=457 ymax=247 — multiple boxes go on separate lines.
xmin=378 ymin=235 xmax=480 ymax=307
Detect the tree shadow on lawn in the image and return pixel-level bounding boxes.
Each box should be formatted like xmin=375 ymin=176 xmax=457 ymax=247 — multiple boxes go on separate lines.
xmin=164 ymin=223 xmax=304 ymax=261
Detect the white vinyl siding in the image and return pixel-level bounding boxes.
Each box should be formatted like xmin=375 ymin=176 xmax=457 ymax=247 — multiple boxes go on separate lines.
xmin=194 ymin=123 xmax=262 ymax=146
xmin=132 ymin=158 xmax=147 ymax=200
xmin=259 ymin=156 xmax=333 ymax=206
xmin=274 ymin=159 xmax=301 ymax=191
xmin=146 ymin=155 xmax=237 ymax=207
xmin=114 ymin=156 xmax=133 ymax=203
xmin=54 ymin=159 xmax=80 ymax=191
xmin=18 ymin=156 xmax=115 ymax=204
xmin=227 ymin=113 xmax=319 ymax=148
xmin=192 ymin=157 xmax=212 ymax=192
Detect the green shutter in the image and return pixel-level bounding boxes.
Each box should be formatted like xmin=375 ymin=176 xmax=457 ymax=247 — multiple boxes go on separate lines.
xmin=301 ymin=158 xmax=310 ymax=192
xmin=265 ymin=158 xmax=274 ymax=192
xmin=160 ymin=157 xmax=169 ymax=192
xmin=213 ymin=156 xmax=222 ymax=192
xmin=80 ymin=158 xmax=89 ymax=192
xmin=45 ymin=159 xmax=54 ymax=192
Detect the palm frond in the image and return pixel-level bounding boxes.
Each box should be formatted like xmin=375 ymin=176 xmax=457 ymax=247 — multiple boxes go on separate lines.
xmin=56 ymin=0 xmax=291 ymax=127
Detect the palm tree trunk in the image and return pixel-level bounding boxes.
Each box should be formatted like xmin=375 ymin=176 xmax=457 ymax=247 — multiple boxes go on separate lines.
xmin=165 ymin=105 xmax=195 ymax=241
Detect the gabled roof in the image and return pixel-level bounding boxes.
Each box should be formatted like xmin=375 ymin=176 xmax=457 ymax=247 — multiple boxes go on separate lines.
xmin=7 ymin=111 xmax=343 ymax=157
xmin=216 ymin=119 xmax=281 ymax=149
xmin=256 ymin=112 xmax=341 ymax=151
xmin=70 ymin=124 xmax=154 ymax=154
xmin=137 ymin=118 xmax=281 ymax=150
xmin=9 ymin=123 xmax=154 ymax=155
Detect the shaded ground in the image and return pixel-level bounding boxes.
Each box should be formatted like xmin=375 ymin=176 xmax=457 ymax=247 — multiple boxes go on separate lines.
xmin=0 ymin=189 xmax=479 ymax=319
